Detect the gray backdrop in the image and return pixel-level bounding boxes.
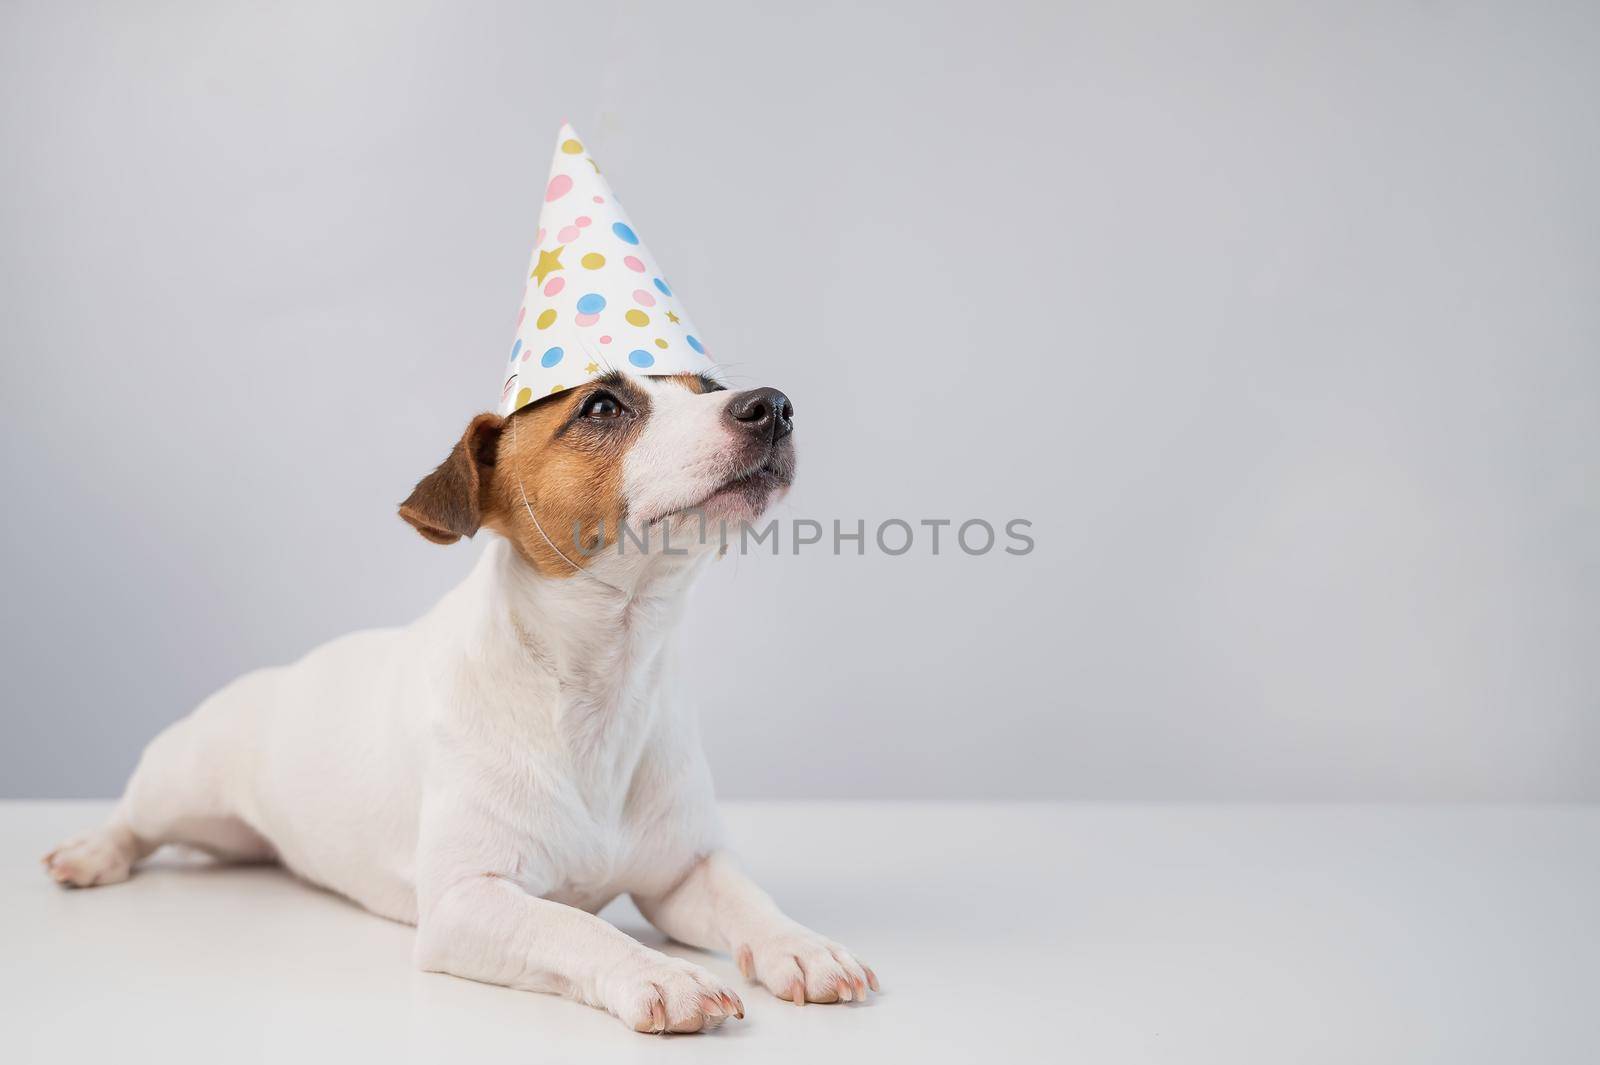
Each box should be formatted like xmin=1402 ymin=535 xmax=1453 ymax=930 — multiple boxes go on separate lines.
xmin=3 ymin=1 xmax=1596 ymax=800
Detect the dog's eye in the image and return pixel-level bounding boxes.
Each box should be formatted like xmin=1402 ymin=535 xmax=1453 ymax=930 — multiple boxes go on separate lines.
xmin=581 ymin=392 xmax=624 ymax=419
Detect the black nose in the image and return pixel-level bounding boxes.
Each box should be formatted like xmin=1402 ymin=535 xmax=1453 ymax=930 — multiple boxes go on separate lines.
xmin=726 ymin=386 xmax=794 ymax=443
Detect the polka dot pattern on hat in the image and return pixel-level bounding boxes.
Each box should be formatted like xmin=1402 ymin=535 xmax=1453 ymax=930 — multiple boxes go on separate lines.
xmin=499 ymin=123 xmax=723 ymax=416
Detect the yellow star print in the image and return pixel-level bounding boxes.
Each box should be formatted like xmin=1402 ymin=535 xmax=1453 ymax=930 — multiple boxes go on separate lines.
xmin=532 ymin=246 xmax=565 ymax=285
xmin=665 ymin=310 xmax=680 ymax=324
xmin=585 ymin=362 xmax=599 ymax=374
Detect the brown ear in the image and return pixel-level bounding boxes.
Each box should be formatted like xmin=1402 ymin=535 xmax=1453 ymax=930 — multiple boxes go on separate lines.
xmin=399 ymin=412 xmax=505 ymax=545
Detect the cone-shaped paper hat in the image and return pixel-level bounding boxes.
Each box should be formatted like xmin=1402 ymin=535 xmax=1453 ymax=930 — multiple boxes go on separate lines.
xmin=500 ymin=124 xmax=718 ymax=415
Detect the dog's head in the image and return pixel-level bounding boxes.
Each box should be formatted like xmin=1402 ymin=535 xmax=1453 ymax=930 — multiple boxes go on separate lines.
xmin=399 ymin=372 xmax=795 ymax=574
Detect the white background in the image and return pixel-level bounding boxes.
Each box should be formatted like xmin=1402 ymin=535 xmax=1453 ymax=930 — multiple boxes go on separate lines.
xmin=3 ymin=0 xmax=1596 ymax=799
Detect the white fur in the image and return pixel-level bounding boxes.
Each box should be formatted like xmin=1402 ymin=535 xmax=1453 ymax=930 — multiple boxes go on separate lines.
xmin=622 ymin=381 xmax=751 ymax=524
xmin=43 ymin=384 xmax=872 ymax=1034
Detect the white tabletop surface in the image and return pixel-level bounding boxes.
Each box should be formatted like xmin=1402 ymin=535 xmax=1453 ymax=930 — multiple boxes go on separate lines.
xmin=4 ymin=801 xmax=1597 ymax=1063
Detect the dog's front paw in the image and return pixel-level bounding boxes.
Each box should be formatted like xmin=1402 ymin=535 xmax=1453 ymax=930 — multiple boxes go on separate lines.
xmin=736 ymin=924 xmax=879 ymax=1005
xmin=603 ymin=950 xmax=744 ymax=1034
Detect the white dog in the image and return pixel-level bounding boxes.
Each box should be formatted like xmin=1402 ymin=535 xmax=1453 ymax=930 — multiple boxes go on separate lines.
xmin=43 ymin=371 xmax=877 ymax=1033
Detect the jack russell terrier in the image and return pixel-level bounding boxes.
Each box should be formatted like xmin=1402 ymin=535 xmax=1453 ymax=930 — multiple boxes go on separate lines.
xmin=43 ymin=371 xmax=877 ymax=1033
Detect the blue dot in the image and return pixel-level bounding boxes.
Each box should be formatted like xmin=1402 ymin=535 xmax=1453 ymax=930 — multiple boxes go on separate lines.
xmin=685 ymin=335 xmax=705 ymax=354
xmin=612 ymin=222 xmax=639 ymax=245
xmin=576 ymin=293 xmax=606 ymax=314
xmin=540 ymin=346 xmax=564 ymax=368
xmin=510 ymin=338 xmax=522 ymax=362
xmin=653 ymin=277 xmax=672 ymax=297
xmin=628 ymin=349 xmax=655 ymax=368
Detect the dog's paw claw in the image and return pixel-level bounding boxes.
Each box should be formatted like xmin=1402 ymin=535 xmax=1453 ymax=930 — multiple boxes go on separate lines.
xmin=607 ymin=953 xmax=742 ymax=1034
xmin=738 ymin=926 xmax=878 ymax=1005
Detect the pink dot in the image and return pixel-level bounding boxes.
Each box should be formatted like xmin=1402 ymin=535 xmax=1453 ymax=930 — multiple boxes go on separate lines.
xmin=543 ymin=277 xmax=565 ymax=297
xmin=575 ymin=216 xmax=592 ymax=228
xmin=515 ymin=307 xmax=526 ymax=330
xmin=546 ymin=175 xmax=573 ymax=202
xmin=632 ymin=289 xmax=656 ymax=307
xmin=536 ymin=228 xmax=545 ymax=246
xmin=623 ymin=255 xmax=645 ymax=273
xmin=557 ymin=225 xmax=580 ymax=243
xmin=599 ymin=335 xmax=612 ymax=344
xmin=592 ymin=195 xmax=604 ymax=203
xmin=575 ymin=312 xmax=599 ymax=327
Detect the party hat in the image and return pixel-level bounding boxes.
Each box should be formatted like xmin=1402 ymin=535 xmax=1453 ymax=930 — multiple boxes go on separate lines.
xmin=500 ymin=124 xmax=719 ymax=415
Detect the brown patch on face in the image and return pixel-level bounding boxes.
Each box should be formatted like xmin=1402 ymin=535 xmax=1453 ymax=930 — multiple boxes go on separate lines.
xmin=668 ymin=372 xmax=728 ymax=397
xmin=487 ymin=376 xmax=652 ymax=574
xmin=399 ymin=373 xmax=656 ymax=577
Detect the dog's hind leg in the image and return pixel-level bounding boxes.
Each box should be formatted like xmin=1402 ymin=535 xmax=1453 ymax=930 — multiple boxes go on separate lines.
xmin=41 ymin=819 xmax=151 ymax=888
xmin=43 ymin=675 xmax=276 ymax=888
